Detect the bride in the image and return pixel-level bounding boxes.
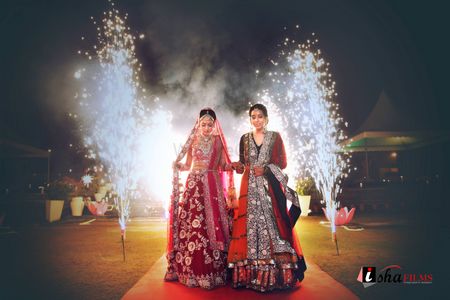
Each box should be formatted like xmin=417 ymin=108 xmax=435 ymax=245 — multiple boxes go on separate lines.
xmin=164 ymin=108 xmax=235 ymax=289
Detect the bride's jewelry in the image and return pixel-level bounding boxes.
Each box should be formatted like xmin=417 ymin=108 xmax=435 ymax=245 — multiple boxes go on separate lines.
xmin=200 ymin=133 xmax=212 ymax=142
xmin=198 ymin=133 xmax=212 ymax=154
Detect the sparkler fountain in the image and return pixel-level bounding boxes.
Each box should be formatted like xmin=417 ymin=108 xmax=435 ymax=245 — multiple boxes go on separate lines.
xmin=259 ymin=29 xmax=351 ymax=255
xmin=73 ymin=2 xmax=168 ymax=261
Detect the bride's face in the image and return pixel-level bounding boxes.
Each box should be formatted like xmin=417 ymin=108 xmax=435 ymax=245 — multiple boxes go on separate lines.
xmin=200 ymin=117 xmax=214 ymax=136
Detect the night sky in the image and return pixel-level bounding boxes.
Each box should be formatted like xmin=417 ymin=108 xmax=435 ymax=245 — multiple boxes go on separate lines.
xmin=1 ymin=0 xmax=449 ymax=153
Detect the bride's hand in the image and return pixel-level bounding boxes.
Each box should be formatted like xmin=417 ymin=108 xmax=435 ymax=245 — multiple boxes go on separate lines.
xmin=173 ymin=162 xmax=184 ymax=170
xmin=231 ymin=162 xmax=244 ymax=172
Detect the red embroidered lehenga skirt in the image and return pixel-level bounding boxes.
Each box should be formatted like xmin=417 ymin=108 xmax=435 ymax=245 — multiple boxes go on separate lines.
xmin=165 ymin=172 xmax=227 ymax=289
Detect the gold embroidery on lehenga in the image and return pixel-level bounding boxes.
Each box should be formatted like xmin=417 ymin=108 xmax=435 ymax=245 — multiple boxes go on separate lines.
xmin=166 ymin=135 xmax=228 ymax=289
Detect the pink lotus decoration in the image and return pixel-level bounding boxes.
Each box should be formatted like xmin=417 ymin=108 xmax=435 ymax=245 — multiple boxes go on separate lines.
xmin=87 ymin=201 xmax=108 ymax=216
xmin=322 ymin=206 xmax=356 ymax=226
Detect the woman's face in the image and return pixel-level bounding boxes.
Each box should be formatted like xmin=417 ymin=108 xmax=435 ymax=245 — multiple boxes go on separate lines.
xmin=200 ymin=117 xmax=214 ymax=136
xmin=250 ymin=109 xmax=266 ymax=131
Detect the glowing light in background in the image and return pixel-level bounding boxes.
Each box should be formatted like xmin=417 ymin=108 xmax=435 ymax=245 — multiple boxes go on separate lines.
xmin=137 ymin=108 xmax=185 ymax=217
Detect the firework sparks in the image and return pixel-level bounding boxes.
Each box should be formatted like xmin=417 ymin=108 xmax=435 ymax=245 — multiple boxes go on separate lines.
xmin=287 ymin=43 xmax=350 ymax=237
xmin=81 ymin=174 xmax=93 ymax=188
xmin=258 ymin=28 xmax=351 ymax=252
xmin=73 ymin=2 xmax=176 ymax=239
xmin=89 ymin=5 xmax=142 ymax=233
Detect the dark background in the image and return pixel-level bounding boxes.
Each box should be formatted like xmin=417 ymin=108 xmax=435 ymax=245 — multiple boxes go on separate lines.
xmin=1 ymin=0 xmax=449 ymax=149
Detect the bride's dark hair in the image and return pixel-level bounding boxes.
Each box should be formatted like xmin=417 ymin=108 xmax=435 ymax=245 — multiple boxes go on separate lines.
xmin=199 ymin=108 xmax=216 ymax=121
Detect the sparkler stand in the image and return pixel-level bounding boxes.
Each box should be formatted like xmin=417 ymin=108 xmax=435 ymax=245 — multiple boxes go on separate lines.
xmin=121 ymin=229 xmax=126 ymax=262
xmin=332 ymin=232 xmax=340 ymax=256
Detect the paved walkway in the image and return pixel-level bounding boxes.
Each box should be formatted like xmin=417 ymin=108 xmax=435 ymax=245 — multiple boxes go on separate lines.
xmin=122 ymin=255 xmax=359 ymax=300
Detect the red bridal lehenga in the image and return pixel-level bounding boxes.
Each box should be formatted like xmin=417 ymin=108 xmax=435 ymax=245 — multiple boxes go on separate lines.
xmin=164 ymin=109 xmax=235 ymax=289
xmin=227 ymin=131 xmax=307 ymax=292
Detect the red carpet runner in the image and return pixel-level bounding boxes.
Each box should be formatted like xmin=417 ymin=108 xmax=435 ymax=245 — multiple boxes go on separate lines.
xmin=122 ymin=255 xmax=358 ymax=300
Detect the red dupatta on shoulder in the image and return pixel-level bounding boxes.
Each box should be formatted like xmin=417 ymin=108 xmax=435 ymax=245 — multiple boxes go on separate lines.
xmin=165 ymin=108 xmax=234 ymax=278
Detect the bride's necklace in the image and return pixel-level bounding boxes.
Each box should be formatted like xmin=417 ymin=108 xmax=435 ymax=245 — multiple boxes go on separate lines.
xmin=201 ymin=133 xmax=212 ymax=142
xmin=198 ymin=134 xmax=212 ymax=154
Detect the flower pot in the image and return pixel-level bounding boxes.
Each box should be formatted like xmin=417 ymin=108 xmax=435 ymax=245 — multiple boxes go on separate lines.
xmin=299 ymin=195 xmax=311 ymax=216
xmin=70 ymin=196 xmax=84 ymax=216
xmin=45 ymin=199 xmax=64 ymax=222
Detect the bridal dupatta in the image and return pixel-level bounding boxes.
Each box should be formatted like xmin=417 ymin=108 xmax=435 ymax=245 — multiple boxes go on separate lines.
xmin=165 ymin=112 xmax=234 ymax=279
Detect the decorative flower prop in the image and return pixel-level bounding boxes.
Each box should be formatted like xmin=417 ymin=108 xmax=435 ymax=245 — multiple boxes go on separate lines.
xmin=87 ymin=201 xmax=108 ymax=216
xmin=322 ymin=206 xmax=356 ymax=226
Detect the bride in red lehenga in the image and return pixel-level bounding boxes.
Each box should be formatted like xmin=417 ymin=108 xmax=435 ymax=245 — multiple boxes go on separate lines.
xmin=164 ymin=108 xmax=235 ymax=289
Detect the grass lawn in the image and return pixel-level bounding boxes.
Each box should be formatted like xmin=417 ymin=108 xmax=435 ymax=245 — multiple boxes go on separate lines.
xmin=296 ymin=212 xmax=444 ymax=299
xmin=0 ymin=217 xmax=167 ymax=300
xmin=0 ymin=212 xmax=445 ymax=299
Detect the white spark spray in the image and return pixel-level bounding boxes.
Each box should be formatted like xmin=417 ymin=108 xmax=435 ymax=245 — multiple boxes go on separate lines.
xmin=260 ymin=30 xmax=351 ymax=249
xmin=88 ymin=6 xmax=144 ymax=233
xmin=289 ymin=49 xmax=348 ymax=233
xmin=73 ymin=3 xmax=176 ymax=237
xmin=81 ymin=174 xmax=93 ymax=187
